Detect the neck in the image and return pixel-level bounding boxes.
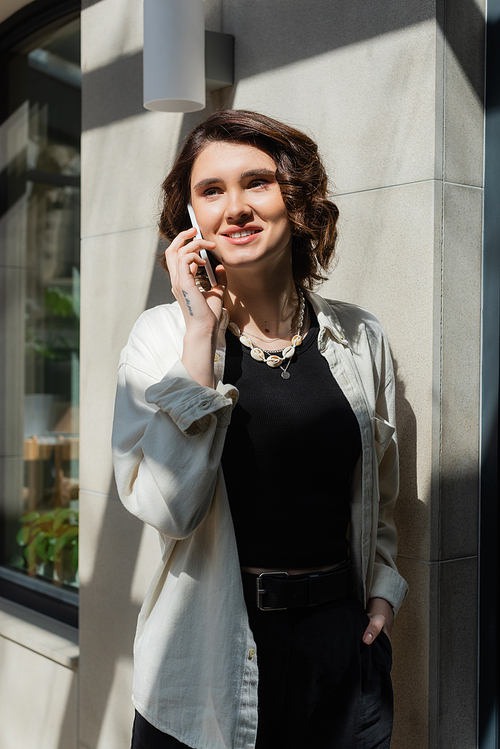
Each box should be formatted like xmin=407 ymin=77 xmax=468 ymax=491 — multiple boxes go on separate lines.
xmin=224 ymin=268 xmax=299 ymax=339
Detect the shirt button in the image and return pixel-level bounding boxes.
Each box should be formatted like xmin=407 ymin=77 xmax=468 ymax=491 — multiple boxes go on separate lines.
xmin=248 ymin=648 xmax=255 ymax=660
xmin=214 ymin=354 xmax=220 ymax=362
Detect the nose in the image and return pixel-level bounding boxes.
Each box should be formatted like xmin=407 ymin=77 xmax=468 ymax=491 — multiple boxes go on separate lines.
xmin=224 ymin=188 xmax=252 ymax=224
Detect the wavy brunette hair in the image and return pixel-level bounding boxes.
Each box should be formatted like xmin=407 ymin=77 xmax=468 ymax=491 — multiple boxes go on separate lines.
xmin=158 ymin=110 xmax=339 ymax=290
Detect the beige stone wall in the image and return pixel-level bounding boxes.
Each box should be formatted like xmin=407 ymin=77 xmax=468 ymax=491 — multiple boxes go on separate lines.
xmin=0 ymin=597 xmax=79 ymax=749
xmin=0 ymin=636 xmax=77 ymax=749
xmin=79 ymin=2 xmax=485 ymax=748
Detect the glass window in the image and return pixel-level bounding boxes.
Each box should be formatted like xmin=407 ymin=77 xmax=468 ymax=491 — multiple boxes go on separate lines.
xmin=0 ymin=17 xmax=80 ymax=608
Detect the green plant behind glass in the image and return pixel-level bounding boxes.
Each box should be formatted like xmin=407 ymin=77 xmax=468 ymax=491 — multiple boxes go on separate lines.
xmin=14 ymin=507 xmax=79 ymax=586
xmin=25 ymin=285 xmax=79 ymax=361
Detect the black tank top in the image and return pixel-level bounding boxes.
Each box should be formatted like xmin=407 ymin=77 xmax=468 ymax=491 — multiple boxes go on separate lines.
xmin=222 ymin=306 xmax=361 ymax=568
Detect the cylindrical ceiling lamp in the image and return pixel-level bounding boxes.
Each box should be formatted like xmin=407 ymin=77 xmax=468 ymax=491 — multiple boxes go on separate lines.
xmin=143 ymin=0 xmax=205 ymax=113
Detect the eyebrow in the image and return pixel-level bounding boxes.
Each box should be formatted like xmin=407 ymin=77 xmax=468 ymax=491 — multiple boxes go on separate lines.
xmin=192 ymin=168 xmax=276 ymax=191
xmin=241 ymin=168 xmax=276 ymax=180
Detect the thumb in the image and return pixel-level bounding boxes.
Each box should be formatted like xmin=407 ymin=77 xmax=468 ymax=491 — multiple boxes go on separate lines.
xmin=362 ymin=613 xmax=385 ymax=645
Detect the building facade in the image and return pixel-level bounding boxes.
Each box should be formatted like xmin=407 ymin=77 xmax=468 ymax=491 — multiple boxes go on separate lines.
xmin=0 ymin=0 xmax=497 ymax=747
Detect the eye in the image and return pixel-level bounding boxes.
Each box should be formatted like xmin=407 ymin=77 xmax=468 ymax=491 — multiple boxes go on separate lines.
xmin=201 ymin=187 xmax=222 ymax=198
xmin=248 ymin=179 xmax=270 ymax=189
xmin=202 ymin=186 xmax=222 ymax=197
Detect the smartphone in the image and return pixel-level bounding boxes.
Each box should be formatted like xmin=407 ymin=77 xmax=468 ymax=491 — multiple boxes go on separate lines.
xmin=187 ymin=203 xmax=218 ymax=287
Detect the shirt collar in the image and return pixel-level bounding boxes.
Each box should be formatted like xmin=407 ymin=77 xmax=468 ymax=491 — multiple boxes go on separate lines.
xmin=220 ymin=307 xmax=230 ymax=331
xmin=305 ymin=290 xmax=350 ymax=346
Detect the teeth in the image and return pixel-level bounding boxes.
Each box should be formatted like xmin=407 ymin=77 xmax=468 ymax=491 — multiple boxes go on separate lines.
xmin=230 ymin=230 xmax=258 ymax=238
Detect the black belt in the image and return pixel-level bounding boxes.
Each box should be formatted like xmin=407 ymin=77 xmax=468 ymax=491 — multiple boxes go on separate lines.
xmin=242 ymin=562 xmax=353 ymax=611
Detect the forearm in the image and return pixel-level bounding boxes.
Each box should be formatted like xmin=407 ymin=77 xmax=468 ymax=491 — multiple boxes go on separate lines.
xmin=181 ymin=329 xmax=218 ymax=388
xmin=113 ymin=364 xmax=236 ymax=537
xmin=120 ymin=410 xmax=223 ymax=537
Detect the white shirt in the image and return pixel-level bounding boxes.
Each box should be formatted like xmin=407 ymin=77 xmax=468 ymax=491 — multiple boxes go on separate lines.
xmin=112 ymin=291 xmax=408 ymax=749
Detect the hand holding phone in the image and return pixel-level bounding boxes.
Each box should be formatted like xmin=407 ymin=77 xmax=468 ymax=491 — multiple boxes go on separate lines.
xmin=187 ymin=203 xmax=218 ymax=287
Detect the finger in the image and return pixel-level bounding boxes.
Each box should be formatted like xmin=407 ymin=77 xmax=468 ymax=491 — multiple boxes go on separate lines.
xmin=214 ymin=264 xmax=227 ymax=288
xmin=177 ymin=253 xmax=208 ymax=288
xmin=169 ymin=227 xmax=197 ymax=249
xmin=164 ymin=229 xmax=197 ymax=266
xmin=164 ymin=248 xmax=176 ymax=280
xmin=178 ymin=251 xmax=206 ymax=266
xmin=176 ymin=232 xmax=216 ymax=255
xmin=164 ymin=228 xmax=206 ymax=264
xmin=165 ymin=247 xmax=204 ymax=285
xmin=170 ymin=243 xmax=215 ymax=275
xmin=165 ymin=231 xmax=216 ymax=264
xmin=362 ymin=613 xmax=385 ymax=645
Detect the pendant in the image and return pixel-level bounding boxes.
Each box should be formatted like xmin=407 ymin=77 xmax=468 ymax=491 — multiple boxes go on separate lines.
xmin=281 ymin=371 xmax=291 ymax=380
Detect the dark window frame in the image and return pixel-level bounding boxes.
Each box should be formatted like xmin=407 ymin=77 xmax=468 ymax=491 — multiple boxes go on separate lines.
xmin=0 ymin=0 xmax=80 ymax=629
xmin=0 ymin=0 xmax=79 ymax=56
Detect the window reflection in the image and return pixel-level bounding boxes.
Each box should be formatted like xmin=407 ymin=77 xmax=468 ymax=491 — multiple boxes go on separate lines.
xmin=0 ymin=18 xmax=80 ymax=594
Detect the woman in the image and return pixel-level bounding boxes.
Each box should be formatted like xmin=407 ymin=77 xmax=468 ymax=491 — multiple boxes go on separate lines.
xmin=112 ymin=110 xmax=408 ymax=749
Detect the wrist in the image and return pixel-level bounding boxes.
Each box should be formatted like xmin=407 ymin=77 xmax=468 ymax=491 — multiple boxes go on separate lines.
xmin=183 ymin=326 xmax=218 ymax=349
xmin=367 ymin=597 xmax=394 ymax=635
xmin=368 ymin=596 xmax=394 ymax=612
xmin=181 ymin=330 xmax=217 ymax=389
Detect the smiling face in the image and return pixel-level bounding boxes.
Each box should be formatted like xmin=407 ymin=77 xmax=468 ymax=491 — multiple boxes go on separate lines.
xmin=190 ymin=141 xmax=293 ymax=274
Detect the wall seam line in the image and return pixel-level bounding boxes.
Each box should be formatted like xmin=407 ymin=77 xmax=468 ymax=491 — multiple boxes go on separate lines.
xmin=81 ymin=225 xmax=155 ymax=241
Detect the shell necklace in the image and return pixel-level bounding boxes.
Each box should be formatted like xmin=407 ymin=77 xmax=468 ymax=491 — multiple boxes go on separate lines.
xmin=228 ymin=289 xmax=306 ymax=380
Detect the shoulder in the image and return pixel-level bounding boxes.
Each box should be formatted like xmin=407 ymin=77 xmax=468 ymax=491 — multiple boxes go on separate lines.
xmin=308 ymin=292 xmax=393 ymax=396
xmin=307 ymin=292 xmax=387 ymax=346
xmin=132 ymin=302 xmax=184 ymax=333
xmin=119 ymin=302 xmax=185 ymax=376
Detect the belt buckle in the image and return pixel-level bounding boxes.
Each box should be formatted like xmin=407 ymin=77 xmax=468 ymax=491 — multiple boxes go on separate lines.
xmin=256 ymin=571 xmax=289 ymax=611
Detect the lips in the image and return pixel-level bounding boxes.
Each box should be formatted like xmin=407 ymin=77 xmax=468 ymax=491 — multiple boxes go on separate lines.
xmin=222 ymin=228 xmax=262 ymax=238
xmin=227 ymin=229 xmax=259 ymax=239
xmin=220 ymin=226 xmax=263 ymax=245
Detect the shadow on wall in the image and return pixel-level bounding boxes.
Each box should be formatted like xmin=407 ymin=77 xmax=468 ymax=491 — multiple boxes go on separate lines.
xmin=82 ymin=0 xmax=484 ymax=134
xmin=389 ymin=357 xmax=427 ymax=747
xmin=77 ymin=482 xmax=143 ymax=749
xmin=75 ymin=256 xmax=173 ymax=749
xmin=392 ymin=357 xmax=429 ymax=559
xmin=390 ymin=353 xmax=480 ymax=749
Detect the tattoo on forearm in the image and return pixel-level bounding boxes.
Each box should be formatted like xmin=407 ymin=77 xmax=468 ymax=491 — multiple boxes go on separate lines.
xmin=182 ymin=290 xmax=194 ymax=317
